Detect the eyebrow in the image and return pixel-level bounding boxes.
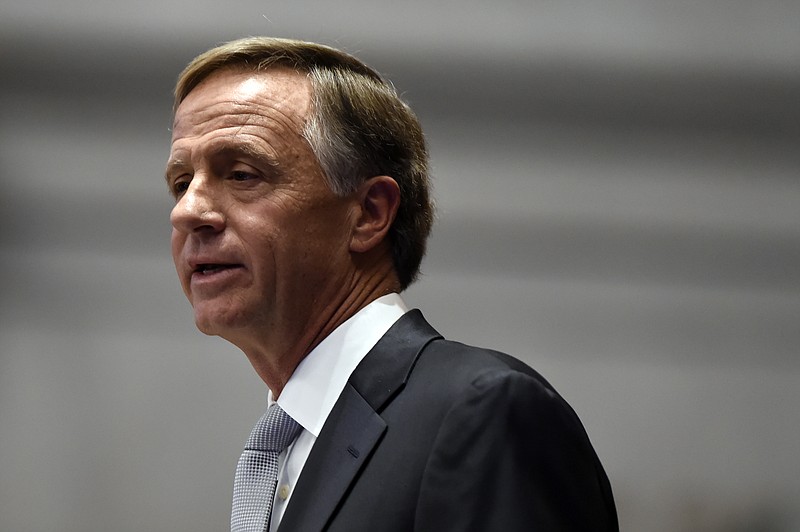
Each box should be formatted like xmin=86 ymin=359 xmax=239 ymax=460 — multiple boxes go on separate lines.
xmin=210 ymin=141 xmax=281 ymax=169
xmin=164 ymin=158 xmax=189 ymax=182
xmin=164 ymin=139 xmax=281 ymax=181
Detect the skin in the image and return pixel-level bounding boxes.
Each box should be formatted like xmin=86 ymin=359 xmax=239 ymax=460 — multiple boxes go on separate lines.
xmin=167 ymin=67 xmax=401 ymax=397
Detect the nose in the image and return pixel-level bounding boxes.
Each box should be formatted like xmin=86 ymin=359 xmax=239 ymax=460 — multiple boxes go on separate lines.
xmin=170 ymin=177 xmax=225 ymax=234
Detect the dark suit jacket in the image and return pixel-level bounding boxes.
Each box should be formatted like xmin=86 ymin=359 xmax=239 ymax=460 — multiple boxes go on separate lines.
xmin=279 ymin=310 xmax=618 ymax=531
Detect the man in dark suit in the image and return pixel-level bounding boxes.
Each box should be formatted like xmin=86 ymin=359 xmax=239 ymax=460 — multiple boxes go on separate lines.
xmin=167 ymin=37 xmax=617 ymax=531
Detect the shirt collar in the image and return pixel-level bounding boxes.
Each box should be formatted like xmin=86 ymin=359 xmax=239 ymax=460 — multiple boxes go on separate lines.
xmin=270 ymin=293 xmax=408 ymax=437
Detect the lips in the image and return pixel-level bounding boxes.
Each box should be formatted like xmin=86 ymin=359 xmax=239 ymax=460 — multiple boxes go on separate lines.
xmin=186 ymin=261 xmax=245 ymax=295
xmin=187 ymin=258 xmax=245 ymax=286
xmin=194 ymin=263 xmax=240 ymax=274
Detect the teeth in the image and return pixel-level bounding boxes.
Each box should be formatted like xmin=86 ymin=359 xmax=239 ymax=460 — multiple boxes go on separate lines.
xmin=199 ymin=264 xmax=224 ymax=273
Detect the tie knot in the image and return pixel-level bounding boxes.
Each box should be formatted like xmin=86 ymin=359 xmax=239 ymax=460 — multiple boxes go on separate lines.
xmin=245 ymin=403 xmax=302 ymax=453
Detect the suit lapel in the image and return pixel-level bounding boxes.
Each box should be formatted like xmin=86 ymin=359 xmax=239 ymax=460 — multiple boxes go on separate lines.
xmin=277 ymin=384 xmax=385 ymax=532
xmin=348 ymin=309 xmax=441 ymax=412
xmin=278 ymin=310 xmax=441 ymax=532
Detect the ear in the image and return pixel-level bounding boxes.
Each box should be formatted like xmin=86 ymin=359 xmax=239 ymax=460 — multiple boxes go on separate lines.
xmin=350 ymin=175 xmax=400 ymax=253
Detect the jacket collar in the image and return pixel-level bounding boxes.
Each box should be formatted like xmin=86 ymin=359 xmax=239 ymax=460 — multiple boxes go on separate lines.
xmin=349 ymin=309 xmax=442 ymax=412
xmin=277 ymin=310 xmax=441 ymax=531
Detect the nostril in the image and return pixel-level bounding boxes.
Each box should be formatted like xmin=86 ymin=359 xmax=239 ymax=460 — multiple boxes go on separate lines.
xmin=169 ymin=193 xmax=225 ymax=233
xmin=194 ymin=210 xmax=226 ymax=231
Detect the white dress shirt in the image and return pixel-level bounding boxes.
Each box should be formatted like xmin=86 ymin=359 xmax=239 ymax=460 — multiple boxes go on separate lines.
xmin=265 ymin=293 xmax=409 ymax=531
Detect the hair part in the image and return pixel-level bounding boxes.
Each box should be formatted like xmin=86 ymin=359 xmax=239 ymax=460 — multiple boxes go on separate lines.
xmin=174 ymin=37 xmax=434 ymax=290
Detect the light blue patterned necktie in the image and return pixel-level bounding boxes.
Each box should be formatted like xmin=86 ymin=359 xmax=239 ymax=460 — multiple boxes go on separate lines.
xmin=231 ymin=404 xmax=302 ymax=532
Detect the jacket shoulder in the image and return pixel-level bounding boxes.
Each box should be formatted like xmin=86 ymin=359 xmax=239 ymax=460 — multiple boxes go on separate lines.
xmin=414 ymin=336 xmax=561 ymax=401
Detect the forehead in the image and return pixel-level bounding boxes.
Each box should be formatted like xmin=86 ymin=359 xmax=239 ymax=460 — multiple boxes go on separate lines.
xmin=171 ymin=67 xmax=312 ymax=140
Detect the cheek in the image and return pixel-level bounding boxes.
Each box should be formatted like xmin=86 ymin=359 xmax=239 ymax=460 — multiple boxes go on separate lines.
xmin=170 ymin=230 xmax=183 ymax=265
xmin=170 ymin=231 xmax=190 ymax=292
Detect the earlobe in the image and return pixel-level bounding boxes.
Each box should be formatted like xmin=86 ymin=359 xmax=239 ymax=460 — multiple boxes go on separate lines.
xmin=350 ymin=176 xmax=400 ymax=253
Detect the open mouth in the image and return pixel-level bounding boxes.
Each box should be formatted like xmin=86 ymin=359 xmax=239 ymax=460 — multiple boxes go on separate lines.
xmin=194 ymin=263 xmax=242 ymax=274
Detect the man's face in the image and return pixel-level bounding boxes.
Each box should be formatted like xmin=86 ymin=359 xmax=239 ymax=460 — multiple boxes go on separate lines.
xmin=167 ymin=68 xmax=356 ymax=351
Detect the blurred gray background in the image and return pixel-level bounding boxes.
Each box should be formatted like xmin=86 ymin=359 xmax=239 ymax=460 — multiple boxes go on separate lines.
xmin=1 ymin=1 xmax=799 ymax=531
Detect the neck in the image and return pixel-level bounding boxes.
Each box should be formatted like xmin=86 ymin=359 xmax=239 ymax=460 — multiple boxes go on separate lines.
xmin=236 ymin=263 xmax=401 ymax=398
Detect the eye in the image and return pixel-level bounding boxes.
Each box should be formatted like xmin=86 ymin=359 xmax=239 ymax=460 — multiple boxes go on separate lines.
xmin=172 ymin=178 xmax=190 ymax=196
xmin=231 ymin=170 xmax=257 ymax=182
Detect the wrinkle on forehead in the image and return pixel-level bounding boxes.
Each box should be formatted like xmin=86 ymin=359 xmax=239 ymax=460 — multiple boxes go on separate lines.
xmin=172 ymin=68 xmax=311 ymax=137
xmin=173 ymin=105 xmax=300 ymax=143
xmin=167 ymin=68 xmax=319 ymax=187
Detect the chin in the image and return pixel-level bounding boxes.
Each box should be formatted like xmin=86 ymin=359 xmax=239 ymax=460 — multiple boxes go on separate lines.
xmin=192 ymin=299 xmax=257 ymax=339
xmin=192 ymin=311 xmax=222 ymax=336
xmin=193 ymin=305 xmax=236 ymax=337
xmin=194 ymin=318 xmax=221 ymax=337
